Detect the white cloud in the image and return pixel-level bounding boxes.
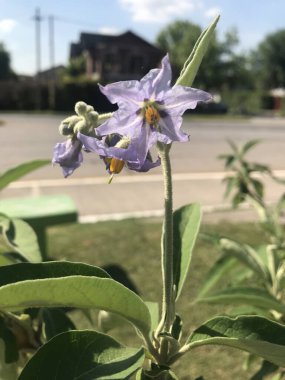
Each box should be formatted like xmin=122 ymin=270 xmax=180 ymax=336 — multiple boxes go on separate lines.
xmin=119 ymin=0 xmax=202 ymax=23
xmin=97 ymin=27 xmax=120 ymax=35
xmin=204 ymin=7 xmax=221 ymax=19
xmin=0 ymin=19 xmax=17 ymax=33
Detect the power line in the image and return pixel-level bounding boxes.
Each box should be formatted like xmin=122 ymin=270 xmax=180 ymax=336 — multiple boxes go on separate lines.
xmin=52 ymin=15 xmax=97 ymax=29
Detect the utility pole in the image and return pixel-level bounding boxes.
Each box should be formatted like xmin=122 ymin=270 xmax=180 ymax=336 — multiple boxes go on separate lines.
xmin=33 ymin=8 xmax=43 ymax=109
xmin=48 ymin=15 xmax=56 ymax=109
xmin=34 ymin=8 xmax=42 ymax=76
xmin=48 ymin=15 xmax=55 ymax=69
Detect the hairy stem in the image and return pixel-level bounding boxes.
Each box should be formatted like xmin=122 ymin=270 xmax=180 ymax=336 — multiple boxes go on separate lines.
xmin=98 ymin=112 xmax=114 ymax=120
xmin=157 ymin=142 xmax=175 ymax=361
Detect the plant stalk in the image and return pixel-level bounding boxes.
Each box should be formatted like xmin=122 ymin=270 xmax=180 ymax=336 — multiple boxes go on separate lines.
xmin=157 ymin=142 xmax=175 ymax=361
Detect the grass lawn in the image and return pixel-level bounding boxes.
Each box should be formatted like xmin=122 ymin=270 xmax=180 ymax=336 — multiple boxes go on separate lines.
xmin=48 ymin=219 xmax=268 ymax=380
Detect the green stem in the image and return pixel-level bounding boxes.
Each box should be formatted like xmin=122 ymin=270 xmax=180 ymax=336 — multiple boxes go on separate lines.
xmin=157 ymin=142 xmax=175 ymax=360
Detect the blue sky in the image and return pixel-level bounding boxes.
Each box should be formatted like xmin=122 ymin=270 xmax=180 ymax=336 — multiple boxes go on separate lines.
xmin=1 ymin=0 xmax=285 ymax=75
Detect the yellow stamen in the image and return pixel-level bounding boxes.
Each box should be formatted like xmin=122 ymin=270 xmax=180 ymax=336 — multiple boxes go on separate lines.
xmin=145 ymin=105 xmax=160 ymax=125
xmin=108 ymin=174 xmax=114 ymax=184
xmin=110 ymin=158 xmax=125 ymax=174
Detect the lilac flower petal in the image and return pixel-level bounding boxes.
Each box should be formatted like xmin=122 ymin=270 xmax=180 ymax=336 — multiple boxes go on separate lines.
xmin=159 ymin=114 xmax=189 ymax=143
xmin=150 ymin=130 xmax=172 ymax=145
xmin=79 ymin=131 xmax=142 ymax=164
xmin=99 ymin=81 xmax=141 ymax=111
xmin=106 ymin=126 xmax=151 ymax=165
xmin=141 ymin=55 xmax=172 ymax=99
xmin=77 ymin=132 xmax=108 ymax=156
xmin=128 ymin=156 xmax=161 ymax=172
xmin=163 ymin=85 xmax=212 ymax=116
xmin=52 ymin=139 xmax=83 ymax=177
xmin=97 ymin=111 xmax=143 ymax=138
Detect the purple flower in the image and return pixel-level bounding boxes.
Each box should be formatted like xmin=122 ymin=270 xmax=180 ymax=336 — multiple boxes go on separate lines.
xmin=96 ymin=54 xmax=212 ymax=166
xmin=78 ymin=132 xmax=160 ymax=179
xmin=52 ymin=138 xmax=83 ymax=177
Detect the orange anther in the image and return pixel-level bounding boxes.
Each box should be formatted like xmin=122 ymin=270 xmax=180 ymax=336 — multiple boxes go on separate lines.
xmin=110 ymin=158 xmax=125 ymax=174
xmin=145 ymin=105 xmax=160 ymax=125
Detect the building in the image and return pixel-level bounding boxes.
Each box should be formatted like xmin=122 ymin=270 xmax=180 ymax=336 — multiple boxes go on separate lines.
xmin=70 ymin=31 xmax=164 ymax=83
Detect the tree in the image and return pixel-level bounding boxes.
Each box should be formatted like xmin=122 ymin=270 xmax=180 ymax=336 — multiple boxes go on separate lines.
xmin=65 ymin=56 xmax=86 ymax=78
xmin=156 ymin=21 xmax=254 ymax=91
xmin=0 ymin=43 xmax=15 ymax=80
xmin=253 ymin=29 xmax=285 ymax=89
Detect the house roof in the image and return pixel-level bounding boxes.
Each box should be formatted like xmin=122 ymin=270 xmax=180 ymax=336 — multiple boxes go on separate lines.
xmin=70 ymin=30 xmax=163 ymax=58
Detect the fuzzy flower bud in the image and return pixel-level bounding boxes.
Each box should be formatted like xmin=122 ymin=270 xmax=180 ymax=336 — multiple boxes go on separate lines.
xmin=59 ymin=115 xmax=81 ymax=136
xmin=86 ymin=110 xmax=99 ymax=125
xmin=73 ymin=120 xmax=87 ymax=134
xmin=75 ymin=101 xmax=88 ymax=116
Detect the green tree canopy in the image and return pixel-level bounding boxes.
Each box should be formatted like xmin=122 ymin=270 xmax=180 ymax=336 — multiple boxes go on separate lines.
xmin=253 ymin=29 xmax=285 ymax=89
xmin=156 ymin=21 xmax=254 ymax=91
xmin=0 ymin=43 xmax=15 ymax=80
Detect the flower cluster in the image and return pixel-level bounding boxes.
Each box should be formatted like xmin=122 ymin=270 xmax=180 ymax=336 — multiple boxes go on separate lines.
xmin=53 ymin=55 xmax=212 ymax=180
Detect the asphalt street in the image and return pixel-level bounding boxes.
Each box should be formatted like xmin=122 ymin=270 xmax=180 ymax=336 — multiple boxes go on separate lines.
xmin=0 ymin=113 xmax=284 ymax=220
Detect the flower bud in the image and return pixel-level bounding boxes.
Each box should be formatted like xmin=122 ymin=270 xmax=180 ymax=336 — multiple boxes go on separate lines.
xmin=73 ymin=120 xmax=87 ymax=133
xmin=86 ymin=110 xmax=99 ymax=125
xmin=59 ymin=116 xmax=81 ymax=136
xmin=86 ymin=105 xmax=94 ymax=113
xmin=75 ymin=101 xmax=88 ymax=116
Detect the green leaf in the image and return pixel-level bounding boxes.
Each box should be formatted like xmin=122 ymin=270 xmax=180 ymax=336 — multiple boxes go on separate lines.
xmin=0 ymin=160 xmax=50 ymax=192
xmin=2 ymin=217 xmax=42 ymax=263
xmin=196 ymin=287 xmax=285 ymax=314
xmin=241 ymin=140 xmax=260 ymax=156
xmin=0 ymin=276 xmax=151 ymax=336
xmin=170 ymin=314 xmax=183 ymax=341
xmin=146 ymin=302 xmax=159 ymax=332
xmin=246 ymin=196 xmax=267 ymax=222
xmin=250 ymin=360 xmax=279 ymax=380
xmin=0 ymin=261 xmax=110 ymax=286
xmin=196 ymin=255 xmax=237 ymax=298
xmin=42 ymin=309 xmax=76 ymax=340
xmin=227 ymin=139 xmax=239 ymax=155
xmin=251 ymin=179 xmax=264 ymax=199
xmin=223 ymin=176 xmax=238 ymax=198
xmin=0 ymin=341 xmax=18 ymax=380
xmin=187 ymin=315 xmax=285 ymax=367
xmin=19 ymin=330 xmax=145 ymax=380
xmin=0 ymin=316 xmax=18 ymax=363
xmin=173 ymin=203 xmax=201 ymax=300
xmin=136 ymin=366 xmax=178 ymax=380
xmin=219 ymin=238 xmax=270 ymax=282
xmin=176 ymin=15 xmax=220 ymax=86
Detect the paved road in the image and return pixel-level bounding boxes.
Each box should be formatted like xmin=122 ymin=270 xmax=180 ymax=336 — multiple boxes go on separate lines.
xmin=0 ymin=113 xmax=284 ymax=219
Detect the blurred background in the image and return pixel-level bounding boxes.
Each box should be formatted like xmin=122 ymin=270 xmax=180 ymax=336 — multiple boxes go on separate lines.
xmin=0 ymin=0 xmax=284 ymax=220
xmin=1 ymin=3 xmax=285 ymax=379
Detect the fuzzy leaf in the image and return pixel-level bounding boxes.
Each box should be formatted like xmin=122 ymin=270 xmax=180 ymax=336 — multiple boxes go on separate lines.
xmin=196 ymin=255 xmax=236 ymax=298
xmin=187 ymin=315 xmax=285 ymax=367
xmin=196 ymin=287 xmax=285 ymax=314
xmin=0 ymin=261 xmax=110 ymax=286
xmin=241 ymin=140 xmax=260 ymax=156
xmin=19 ymin=330 xmax=145 ymax=380
xmin=176 ymin=15 xmax=220 ymax=86
xmin=0 ymin=160 xmax=49 ymax=192
xmin=173 ymin=203 xmax=201 ymax=299
xmin=42 ymin=309 xmax=76 ymax=340
xmin=0 ymin=316 xmax=18 ymax=363
xmin=1 ymin=217 xmax=42 ymax=263
xmin=0 ymin=275 xmax=151 ymax=336
xmin=219 ymin=238 xmax=270 ymax=281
